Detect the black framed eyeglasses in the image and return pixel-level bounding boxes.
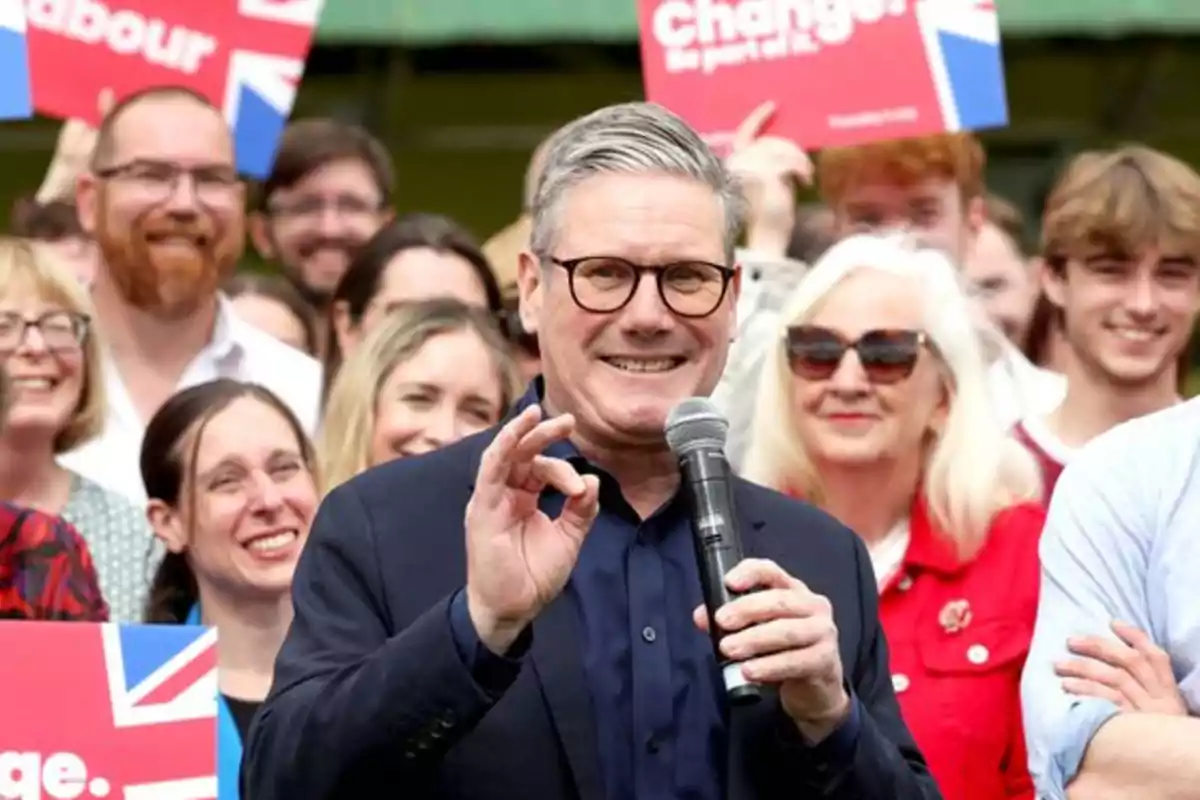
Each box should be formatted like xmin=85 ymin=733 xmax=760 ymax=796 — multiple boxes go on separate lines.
xmin=0 ymin=310 xmax=90 ymax=353
xmin=546 ymin=256 xmax=736 ymax=319
xmin=784 ymin=325 xmax=931 ymax=384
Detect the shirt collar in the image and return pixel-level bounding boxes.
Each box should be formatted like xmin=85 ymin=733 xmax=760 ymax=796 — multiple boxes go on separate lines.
xmin=209 ymin=294 xmax=247 ymax=363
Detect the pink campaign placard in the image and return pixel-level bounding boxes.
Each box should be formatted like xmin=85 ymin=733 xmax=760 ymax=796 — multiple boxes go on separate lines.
xmin=23 ymin=0 xmax=325 ymax=177
xmin=0 ymin=622 xmax=217 ymax=800
xmin=638 ymin=0 xmax=1008 ymax=152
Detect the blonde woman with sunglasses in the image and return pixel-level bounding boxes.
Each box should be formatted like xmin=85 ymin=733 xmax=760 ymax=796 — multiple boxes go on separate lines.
xmin=743 ymin=233 xmax=1044 ymax=800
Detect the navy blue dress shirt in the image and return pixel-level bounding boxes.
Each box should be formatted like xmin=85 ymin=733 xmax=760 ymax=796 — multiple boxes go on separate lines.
xmin=448 ymin=384 xmax=862 ymax=799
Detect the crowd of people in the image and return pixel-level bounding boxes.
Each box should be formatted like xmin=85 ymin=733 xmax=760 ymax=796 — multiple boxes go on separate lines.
xmin=1 ymin=82 xmax=1196 ymax=800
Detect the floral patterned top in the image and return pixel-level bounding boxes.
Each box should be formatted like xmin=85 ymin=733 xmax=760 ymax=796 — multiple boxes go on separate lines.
xmin=0 ymin=500 xmax=108 ymax=620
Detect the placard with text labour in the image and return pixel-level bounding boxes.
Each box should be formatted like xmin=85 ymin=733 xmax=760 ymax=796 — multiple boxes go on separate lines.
xmin=25 ymin=0 xmax=326 ymax=177
xmin=0 ymin=622 xmax=218 ymax=800
xmin=638 ymin=0 xmax=1008 ymax=153
xmin=0 ymin=0 xmax=32 ymax=119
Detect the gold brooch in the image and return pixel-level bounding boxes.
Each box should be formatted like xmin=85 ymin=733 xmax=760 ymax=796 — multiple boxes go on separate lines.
xmin=938 ymin=599 xmax=973 ymax=635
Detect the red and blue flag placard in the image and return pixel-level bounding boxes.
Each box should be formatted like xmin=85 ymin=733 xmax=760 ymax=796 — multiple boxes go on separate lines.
xmin=0 ymin=0 xmax=32 ymax=120
xmin=0 ymin=622 xmax=217 ymax=800
xmin=639 ymin=0 xmax=1008 ymax=151
xmin=917 ymin=0 xmax=1006 ymax=133
xmin=24 ymin=0 xmax=325 ymax=177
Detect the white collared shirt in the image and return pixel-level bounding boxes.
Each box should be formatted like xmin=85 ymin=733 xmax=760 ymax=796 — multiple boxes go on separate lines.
xmin=59 ymin=295 xmax=323 ymax=504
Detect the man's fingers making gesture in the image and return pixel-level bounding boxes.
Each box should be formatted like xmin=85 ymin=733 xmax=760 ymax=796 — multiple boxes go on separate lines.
xmin=465 ymin=406 xmax=601 ymax=654
xmin=731 ymin=100 xmax=777 ymax=153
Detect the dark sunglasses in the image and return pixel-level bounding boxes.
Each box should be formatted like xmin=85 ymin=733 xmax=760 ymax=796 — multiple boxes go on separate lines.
xmin=784 ymin=325 xmax=930 ymax=384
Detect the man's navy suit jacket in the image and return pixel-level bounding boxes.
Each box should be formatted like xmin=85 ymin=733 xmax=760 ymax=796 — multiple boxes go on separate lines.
xmin=243 ymin=427 xmax=942 ymax=799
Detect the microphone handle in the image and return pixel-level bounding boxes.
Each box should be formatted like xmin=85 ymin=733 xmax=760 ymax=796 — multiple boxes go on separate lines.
xmin=679 ymin=448 xmax=763 ymax=705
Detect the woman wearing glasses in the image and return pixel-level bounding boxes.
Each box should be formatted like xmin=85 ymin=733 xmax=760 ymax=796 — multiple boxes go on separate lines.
xmin=742 ymin=234 xmax=1046 ymax=800
xmin=0 ymin=237 xmax=152 ymax=621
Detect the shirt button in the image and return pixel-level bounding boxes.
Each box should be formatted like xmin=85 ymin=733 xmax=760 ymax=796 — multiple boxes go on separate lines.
xmin=641 ymin=626 xmax=657 ymax=643
xmin=897 ymin=575 xmax=913 ymax=591
xmin=892 ymin=673 xmax=910 ymax=693
xmin=967 ymin=644 xmax=990 ymax=665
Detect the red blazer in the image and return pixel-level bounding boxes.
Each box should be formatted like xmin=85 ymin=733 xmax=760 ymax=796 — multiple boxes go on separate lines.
xmin=880 ymin=497 xmax=1045 ymax=800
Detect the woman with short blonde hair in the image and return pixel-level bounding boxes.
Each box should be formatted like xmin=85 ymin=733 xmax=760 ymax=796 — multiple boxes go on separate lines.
xmin=319 ymin=298 xmax=521 ymax=494
xmin=0 ymin=236 xmax=152 ymax=621
xmin=743 ymin=233 xmax=1044 ymax=800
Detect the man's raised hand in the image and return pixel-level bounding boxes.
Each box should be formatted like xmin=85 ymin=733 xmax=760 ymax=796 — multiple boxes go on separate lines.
xmin=464 ymin=406 xmax=601 ymax=654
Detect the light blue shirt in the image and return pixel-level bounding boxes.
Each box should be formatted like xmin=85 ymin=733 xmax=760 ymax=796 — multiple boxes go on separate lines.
xmin=186 ymin=604 xmax=243 ymax=800
xmin=1020 ymin=399 xmax=1200 ymax=800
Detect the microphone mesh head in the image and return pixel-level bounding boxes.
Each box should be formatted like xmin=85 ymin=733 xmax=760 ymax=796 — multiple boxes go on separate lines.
xmin=664 ymin=398 xmax=729 ymax=455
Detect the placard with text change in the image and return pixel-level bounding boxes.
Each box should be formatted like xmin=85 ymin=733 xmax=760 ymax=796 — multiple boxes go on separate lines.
xmin=638 ymin=0 xmax=1008 ymax=152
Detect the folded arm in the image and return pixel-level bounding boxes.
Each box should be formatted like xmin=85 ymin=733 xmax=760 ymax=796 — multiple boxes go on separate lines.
xmin=1021 ymin=447 xmax=1166 ymax=800
xmin=242 ymin=484 xmax=519 ymax=799
xmin=1066 ymin=715 xmax=1200 ymax=799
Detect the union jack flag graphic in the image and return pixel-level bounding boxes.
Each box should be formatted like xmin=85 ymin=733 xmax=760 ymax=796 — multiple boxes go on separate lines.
xmin=0 ymin=0 xmax=31 ymax=120
xmin=916 ymin=0 xmax=1008 ymax=132
xmin=0 ymin=622 xmax=217 ymax=800
xmin=222 ymin=0 xmax=325 ymax=177
xmin=26 ymin=0 xmax=326 ymax=178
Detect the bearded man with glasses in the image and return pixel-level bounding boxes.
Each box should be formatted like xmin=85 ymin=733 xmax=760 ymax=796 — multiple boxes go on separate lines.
xmin=57 ymin=86 xmax=321 ymax=504
xmin=246 ymin=102 xmax=940 ymax=800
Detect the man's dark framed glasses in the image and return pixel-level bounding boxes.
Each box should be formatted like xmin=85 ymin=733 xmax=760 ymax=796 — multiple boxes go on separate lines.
xmin=547 ymin=256 xmax=736 ymax=319
xmin=785 ymin=325 xmax=931 ymax=384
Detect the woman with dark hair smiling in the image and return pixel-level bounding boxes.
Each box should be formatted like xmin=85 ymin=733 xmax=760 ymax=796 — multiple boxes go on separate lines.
xmin=141 ymin=378 xmax=319 ymax=799
xmin=324 ymin=213 xmax=504 ymax=393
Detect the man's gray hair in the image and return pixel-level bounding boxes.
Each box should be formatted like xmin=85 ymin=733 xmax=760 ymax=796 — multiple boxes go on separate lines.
xmin=529 ymin=102 xmax=745 ymax=263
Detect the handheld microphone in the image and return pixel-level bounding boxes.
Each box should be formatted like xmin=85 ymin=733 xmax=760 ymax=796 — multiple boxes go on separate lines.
xmin=665 ymin=398 xmax=762 ymax=705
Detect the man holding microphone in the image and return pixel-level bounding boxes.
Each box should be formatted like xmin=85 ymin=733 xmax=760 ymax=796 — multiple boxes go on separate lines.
xmin=244 ymin=102 xmax=939 ymax=799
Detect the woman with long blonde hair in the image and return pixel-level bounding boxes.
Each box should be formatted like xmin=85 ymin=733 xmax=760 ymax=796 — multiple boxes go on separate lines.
xmin=319 ymin=298 xmax=521 ymax=493
xmin=743 ymin=233 xmax=1045 ymax=800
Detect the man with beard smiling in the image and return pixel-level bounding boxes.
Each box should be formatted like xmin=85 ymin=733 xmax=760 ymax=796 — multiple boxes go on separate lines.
xmin=1013 ymin=145 xmax=1200 ymax=497
xmin=248 ymin=118 xmax=395 ymax=356
xmin=57 ymin=86 xmax=322 ymax=503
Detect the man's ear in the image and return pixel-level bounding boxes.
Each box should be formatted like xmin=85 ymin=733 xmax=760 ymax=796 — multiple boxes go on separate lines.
xmin=1040 ymin=258 xmax=1068 ymax=310
xmin=516 ymin=250 xmax=543 ymax=336
xmin=75 ymin=173 xmax=100 ymax=238
xmin=966 ymin=194 xmax=986 ymax=238
xmin=248 ymin=211 xmax=276 ymax=260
